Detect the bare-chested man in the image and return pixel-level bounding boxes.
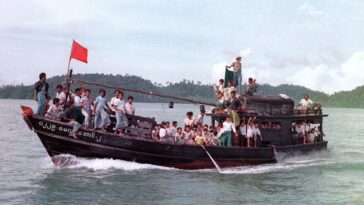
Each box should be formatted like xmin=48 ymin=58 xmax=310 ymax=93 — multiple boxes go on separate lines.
xmin=226 ymin=56 xmax=242 ymax=95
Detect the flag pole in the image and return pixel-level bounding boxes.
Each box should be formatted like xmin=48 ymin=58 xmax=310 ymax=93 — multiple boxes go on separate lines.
xmin=63 ymin=40 xmax=74 ymax=109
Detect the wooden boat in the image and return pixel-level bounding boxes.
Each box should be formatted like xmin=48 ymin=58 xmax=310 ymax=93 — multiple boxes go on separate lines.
xmin=21 ymin=77 xmax=328 ymax=170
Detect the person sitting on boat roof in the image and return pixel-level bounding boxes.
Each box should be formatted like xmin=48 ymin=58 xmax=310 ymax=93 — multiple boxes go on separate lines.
xmin=94 ymin=89 xmax=111 ymax=131
xmin=246 ymin=78 xmax=257 ymax=96
xmin=184 ymin=111 xmax=196 ymax=128
xmin=80 ymin=89 xmax=93 ymax=128
xmin=34 ymin=72 xmax=50 ymax=116
xmin=125 ymin=96 xmax=135 ymax=116
xmin=45 ymin=98 xmax=63 ymax=120
xmin=219 ymin=116 xmax=238 ymax=147
xmin=226 ymin=90 xmax=241 ymax=111
xmin=216 ymin=91 xmax=226 ymax=111
xmin=63 ymin=100 xmax=82 ymax=139
xmin=55 ymin=85 xmax=66 ymax=109
xmin=226 ymin=56 xmax=242 ymax=95
xmin=112 ymin=90 xmax=129 ymax=135
xmin=298 ymin=94 xmax=314 ymax=113
xmin=213 ymin=79 xmax=225 ymax=96
xmin=224 ymin=81 xmax=235 ymax=101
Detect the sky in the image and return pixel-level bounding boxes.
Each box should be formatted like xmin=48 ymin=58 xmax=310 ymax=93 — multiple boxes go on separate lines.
xmin=0 ymin=0 xmax=363 ymax=94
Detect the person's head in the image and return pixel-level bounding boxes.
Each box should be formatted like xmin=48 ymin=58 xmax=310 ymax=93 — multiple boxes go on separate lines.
xmin=254 ymin=122 xmax=259 ymax=128
xmin=53 ymin=98 xmax=60 ymax=105
xmin=185 ymin=125 xmax=191 ymax=132
xmin=192 ymin=125 xmax=198 ymax=131
xmin=230 ymin=90 xmax=236 ymax=98
xmin=154 ymin=124 xmax=160 ymax=130
xmin=197 ymin=129 xmax=202 ymax=136
xmin=219 ymin=79 xmax=224 ymax=85
xmin=225 ymin=116 xmax=232 ymax=122
xmin=56 ymin=85 xmax=63 ymax=92
xmin=304 ymin=94 xmax=309 ymax=100
xmin=39 ymin=72 xmax=46 ymax=81
xmin=114 ymin=90 xmax=120 ymax=97
xmin=127 ymin=96 xmax=134 ymax=103
xmin=177 ymin=127 xmax=182 ymax=133
xmin=75 ymin=88 xmax=82 ymax=96
xmin=172 ymin=121 xmax=178 ymax=127
xmin=162 ymin=121 xmax=167 ymax=128
xmin=119 ymin=91 xmax=124 ymax=99
xmin=203 ymin=124 xmax=208 ymax=129
xmin=186 ymin=111 xmax=193 ymax=119
xmin=99 ymin=89 xmax=106 ymax=97
xmin=236 ymin=56 xmax=242 ymax=61
xmin=248 ymin=78 xmax=253 ymax=84
xmin=200 ymin=110 xmax=206 ymax=115
xmin=166 ymin=121 xmax=170 ymax=127
xmin=85 ymin=89 xmax=91 ymax=97
xmin=240 ymin=121 xmax=246 ymax=126
xmin=228 ymin=81 xmax=233 ymax=87
xmin=217 ymin=91 xmax=223 ymax=98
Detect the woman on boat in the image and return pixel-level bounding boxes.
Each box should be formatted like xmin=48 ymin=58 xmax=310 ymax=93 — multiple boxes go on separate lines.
xmin=219 ymin=116 xmax=237 ymax=147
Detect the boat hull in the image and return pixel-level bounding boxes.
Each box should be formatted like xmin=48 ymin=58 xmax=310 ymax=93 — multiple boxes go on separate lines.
xmin=30 ymin=116 xmax=327 ymax=170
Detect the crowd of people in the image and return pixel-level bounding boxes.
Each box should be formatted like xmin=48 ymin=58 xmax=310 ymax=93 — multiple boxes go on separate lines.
xmin=34 ymin=73 xmax=136 ymax=138
xmin=33 ymin=56 xmax=324 ymax=147
xmin=149 ymin=111 xmax=264 ymax=147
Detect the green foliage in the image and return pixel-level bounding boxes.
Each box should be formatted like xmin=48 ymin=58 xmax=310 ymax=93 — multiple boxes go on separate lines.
xmin=0 ymin=73 xmax=363 ymax=108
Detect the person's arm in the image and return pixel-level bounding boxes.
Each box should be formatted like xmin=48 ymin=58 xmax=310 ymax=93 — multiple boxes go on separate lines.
xmin=226 ymin=62 xmax=234 ymax=69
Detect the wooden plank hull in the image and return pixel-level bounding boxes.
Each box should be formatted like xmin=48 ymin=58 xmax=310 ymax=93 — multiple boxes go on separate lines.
xmin=29 ymin=116 xmax=327 ymax=170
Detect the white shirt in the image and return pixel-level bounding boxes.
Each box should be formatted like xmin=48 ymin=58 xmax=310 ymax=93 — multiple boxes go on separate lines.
xmin=125 ymin=102 xmax=135 ymax=115
xmin=295 ymin=125 xmax=305 ymax=135
xmin=184 ymin=117 xmax=195 ymax=126
xmin=224 ymin=87 xmax=235 ymax=101
xmin=169 ymin=126 xmax=177 ymax=137
xmin=74 ymin=95 xmax=81 ymax=106
xmin=56 ymin=91 xmax=66 ymax=103
xmin=196 ymin=114 xmax=204 ymax=125
xmin=46 ymin=104 xmax=60 ymax=116
xmin=300 ymin=99 xmax=313 ymax=107
xmin=113 ymin=98 xmax=126 ymax=112
xmin=159 ymin=128 xmax=167 ymax=138
xmin=304 ymin=124 xmax=311 ymax=133
xmin=247 ymin=125 xmax=254 ymax=138
xmin=253 ymin=127 xmax=261 ymax=136
xmin=222 ymin=121 xmax=236 ymax=133
xmin=240 ymin=125 xmax=247 ymax=135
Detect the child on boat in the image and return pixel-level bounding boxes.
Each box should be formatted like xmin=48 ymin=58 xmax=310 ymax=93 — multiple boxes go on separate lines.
xmin=112 ymin=90 xmax=129 ymax=135
xmin=195 ymin=129 xmax=207 ymax=145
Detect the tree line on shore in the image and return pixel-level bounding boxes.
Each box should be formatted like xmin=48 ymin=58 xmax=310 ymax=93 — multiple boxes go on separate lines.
xmin=1 ymin=73 xmax=363 ymax=108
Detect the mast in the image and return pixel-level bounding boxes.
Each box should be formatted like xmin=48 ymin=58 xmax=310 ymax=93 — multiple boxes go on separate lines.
xmin=71 ymin=79 xmax=216 ymax=107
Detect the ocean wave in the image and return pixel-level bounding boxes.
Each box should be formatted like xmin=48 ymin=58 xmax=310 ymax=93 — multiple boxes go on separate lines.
xmin=49 ymin=154 xmax=175 ymax=171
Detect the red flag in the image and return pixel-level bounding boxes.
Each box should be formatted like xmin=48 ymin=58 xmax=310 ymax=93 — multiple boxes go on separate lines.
xmin=70 ymin=40 xmax=88 ymax=63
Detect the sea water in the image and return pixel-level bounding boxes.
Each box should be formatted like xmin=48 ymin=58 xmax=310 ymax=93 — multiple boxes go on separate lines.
xmin=0 ymin=99 xmax=364 ymax=205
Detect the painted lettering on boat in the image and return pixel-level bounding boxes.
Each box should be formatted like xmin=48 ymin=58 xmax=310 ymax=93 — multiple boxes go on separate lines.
xmin=38 ymin=120 xmax=102 ymax=142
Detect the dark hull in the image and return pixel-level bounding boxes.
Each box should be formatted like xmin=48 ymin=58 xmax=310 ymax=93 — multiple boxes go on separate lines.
xmin=29 ymin=116 xmax=327 ymax=170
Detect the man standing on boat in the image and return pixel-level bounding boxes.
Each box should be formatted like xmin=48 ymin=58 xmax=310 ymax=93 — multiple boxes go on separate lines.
xmin=34 ymin=72 xmax=49 ymax=116
xmin=226 ymin=56 xmax=242 ymax=95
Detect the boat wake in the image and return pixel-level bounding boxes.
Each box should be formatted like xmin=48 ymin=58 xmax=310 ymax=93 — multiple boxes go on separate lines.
xmin=219 ymin=152 xmax=332 ymax=174
xmin=50 ymin=154 xmax=174 ymax=171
